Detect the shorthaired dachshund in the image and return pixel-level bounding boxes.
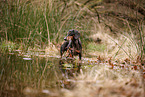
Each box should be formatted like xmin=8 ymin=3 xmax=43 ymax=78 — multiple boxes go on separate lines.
xmin=60 ymin=30 xmax=82 ymax=60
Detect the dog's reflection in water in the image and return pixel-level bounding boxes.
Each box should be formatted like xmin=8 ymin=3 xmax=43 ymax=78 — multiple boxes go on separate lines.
xmin=59 ymin=59 xmax=81 ymax=89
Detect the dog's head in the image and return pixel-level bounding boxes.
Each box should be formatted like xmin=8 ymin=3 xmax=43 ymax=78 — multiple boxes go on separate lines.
xmin=64 ymin=29 xmax=80 ymax=41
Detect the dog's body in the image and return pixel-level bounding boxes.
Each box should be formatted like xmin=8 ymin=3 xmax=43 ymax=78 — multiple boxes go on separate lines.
xmin=60 ymin=30 xmax=82 ymax=60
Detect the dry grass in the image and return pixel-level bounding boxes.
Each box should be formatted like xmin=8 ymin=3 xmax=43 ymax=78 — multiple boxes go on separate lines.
xmin=86 ymin=20 xmax=139 ymax=60
xmin=45 ymin=43 xmax=59 ymax=56
xmin=61 ymin=64 xmax=144 ymax=97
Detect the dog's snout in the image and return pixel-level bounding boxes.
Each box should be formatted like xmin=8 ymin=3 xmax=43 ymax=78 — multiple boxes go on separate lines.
xmin=64 ymin=36 xmax=67 ymax=41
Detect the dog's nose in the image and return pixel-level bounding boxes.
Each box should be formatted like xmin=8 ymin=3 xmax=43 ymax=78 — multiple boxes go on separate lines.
xmin=64 ymin=36 xmax=67 ymax=41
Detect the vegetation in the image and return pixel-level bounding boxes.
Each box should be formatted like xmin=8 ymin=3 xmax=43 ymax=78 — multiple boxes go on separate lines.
xmin=0 ymin=0 xmax=144 ymax=97
xmin=1 ymin=0 xmax=144 ymax=58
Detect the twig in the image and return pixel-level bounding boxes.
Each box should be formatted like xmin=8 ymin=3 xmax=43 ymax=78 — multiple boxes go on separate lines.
xmin=44 ymin=5 xmax=50 ymax=46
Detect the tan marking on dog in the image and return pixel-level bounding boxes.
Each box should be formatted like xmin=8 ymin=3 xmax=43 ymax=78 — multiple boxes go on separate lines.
xmin=67 ymin=36 xmax=73 ymax=41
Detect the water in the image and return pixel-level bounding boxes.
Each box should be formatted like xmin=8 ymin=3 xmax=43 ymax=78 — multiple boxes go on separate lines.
xmin=0 ymin=53 xmax=82 ymax=97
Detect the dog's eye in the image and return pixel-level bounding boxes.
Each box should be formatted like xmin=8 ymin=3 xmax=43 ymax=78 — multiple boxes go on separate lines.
xmin=68 ymin=32 xmax=71 ymax=35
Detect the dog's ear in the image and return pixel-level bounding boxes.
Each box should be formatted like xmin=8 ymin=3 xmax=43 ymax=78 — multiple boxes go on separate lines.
xmin=74 ymin=30 xmax=80 ymax=40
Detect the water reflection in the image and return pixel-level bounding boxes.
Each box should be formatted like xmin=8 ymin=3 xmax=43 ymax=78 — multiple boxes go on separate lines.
xmin=59 ymin=59 xmax=81 ymax=89
xmin=0 ymin=53 xmax=82 ymax=96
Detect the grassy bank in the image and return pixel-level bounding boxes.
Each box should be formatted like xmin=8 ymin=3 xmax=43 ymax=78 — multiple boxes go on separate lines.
xmin=1 ymin=0 xmax=144 ymax=59
xmin=62 ymin=64 xmax=144 ymax=97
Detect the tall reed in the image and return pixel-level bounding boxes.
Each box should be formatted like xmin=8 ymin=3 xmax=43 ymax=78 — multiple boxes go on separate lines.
xmin=0 ymin=0 xmax=74 ymax=47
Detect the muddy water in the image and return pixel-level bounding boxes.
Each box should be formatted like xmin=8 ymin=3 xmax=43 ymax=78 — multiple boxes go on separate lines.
xmin=0 ymin=53 xmax=84 ymax=97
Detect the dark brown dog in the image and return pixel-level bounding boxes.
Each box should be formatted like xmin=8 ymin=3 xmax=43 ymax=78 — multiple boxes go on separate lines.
xmin=60 ymin=30 xmax=82 ymax=60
